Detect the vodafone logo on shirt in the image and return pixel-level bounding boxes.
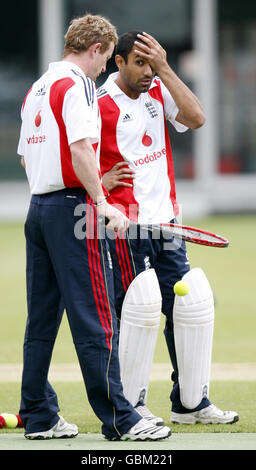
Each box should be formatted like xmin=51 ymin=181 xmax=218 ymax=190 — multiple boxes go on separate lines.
xmin=142 ymin=131 xmax=152 ymax=147
xmin=26 ymin=109 xmax=46 ymax=144
xmin=133 ymin=130 xmax=166 ymax=166
xmin=34 ymin=110 xmax=41 ymax=128
xmin=134 ymin=148 xmax=166 ymax=166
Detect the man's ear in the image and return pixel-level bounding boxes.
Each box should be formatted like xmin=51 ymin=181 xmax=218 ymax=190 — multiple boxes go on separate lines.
xmin=115 ymin=54 xmax=125 ymax=70
xmin=89 ymin=42 xmax=102 ymax=55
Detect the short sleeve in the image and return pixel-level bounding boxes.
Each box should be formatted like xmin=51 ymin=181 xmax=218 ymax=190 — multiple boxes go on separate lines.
xmin=159 ymin=80 xmax=188 ymax=133
xmin=62 ymin=78 xmax=99 ymax=145
xmin=17 ymin=129 xmax=24 ymax=156
xmin=17 ymin=92 xmax=30 ymax=156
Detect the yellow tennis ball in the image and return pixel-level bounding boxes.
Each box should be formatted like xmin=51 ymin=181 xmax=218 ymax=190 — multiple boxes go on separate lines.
xmin=1 ymin=413 xmax=18 ymax=428
xmin=174 ymin=280 xmax=190 ymax=296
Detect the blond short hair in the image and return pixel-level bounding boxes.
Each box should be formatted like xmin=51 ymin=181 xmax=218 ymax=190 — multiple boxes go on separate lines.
xmin=63 ymin=14 xmax=118 ymax=56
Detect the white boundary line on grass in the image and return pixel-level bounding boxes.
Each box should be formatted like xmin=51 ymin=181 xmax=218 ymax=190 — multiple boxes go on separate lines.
xmin=0 ymin=363 xmax=256 ymax=382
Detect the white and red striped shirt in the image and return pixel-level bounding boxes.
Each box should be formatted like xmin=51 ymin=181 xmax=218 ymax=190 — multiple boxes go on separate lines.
xmin=97 ymin=72 xmax=188 ymax=224
xmin=17 ymin=61 xmax=100 ymax=194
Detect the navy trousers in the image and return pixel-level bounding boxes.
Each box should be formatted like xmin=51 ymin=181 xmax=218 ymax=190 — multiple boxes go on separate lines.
xmin=107 ymin=226 xmax=211 ymax=413
xmin=19 ymin=188 xmax=140 ymax=438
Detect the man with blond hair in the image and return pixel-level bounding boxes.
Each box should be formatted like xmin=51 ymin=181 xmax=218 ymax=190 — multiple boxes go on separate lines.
xmin=17 ymin=14 xmax=171 ymax=442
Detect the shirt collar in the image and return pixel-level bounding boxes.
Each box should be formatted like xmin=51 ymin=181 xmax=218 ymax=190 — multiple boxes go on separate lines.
xmin=105 ymin=72 xmax=158 ymax=98
xmin=48 ymin=61 xmax=87 ymax=80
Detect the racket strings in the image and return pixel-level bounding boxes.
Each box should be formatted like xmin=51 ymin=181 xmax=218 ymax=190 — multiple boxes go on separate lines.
xmin=182 ymin=228 xmax=222 ymax=242
xmin=155 ymin=224 xmax=228 ymax=247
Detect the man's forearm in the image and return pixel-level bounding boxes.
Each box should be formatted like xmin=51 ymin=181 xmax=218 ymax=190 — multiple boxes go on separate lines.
xmin=158 ymin=63 xmax=205 ymax=129
xmin=71 ymin=139 xmax=105 ymax=203
xmin=134 ymin=32 xmax=205 ymax=130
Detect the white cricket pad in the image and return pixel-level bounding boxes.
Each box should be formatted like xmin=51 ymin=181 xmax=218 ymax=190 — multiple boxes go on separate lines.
xmin=119 ymin=269 xmax=162 ymax=406
xmin=173 ymin=267 xmax=214 ymax=409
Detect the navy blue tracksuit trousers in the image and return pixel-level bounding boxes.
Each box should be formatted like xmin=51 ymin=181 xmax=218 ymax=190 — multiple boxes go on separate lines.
xmin=107 ymin=227 xmax=211 ymax=414
xmin=19 ymin=188 xmax=140 ymax=438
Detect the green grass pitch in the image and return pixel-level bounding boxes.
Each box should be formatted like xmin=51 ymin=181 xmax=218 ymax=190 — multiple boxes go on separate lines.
xmin=0 ymin=215 xmax=256 ymax=435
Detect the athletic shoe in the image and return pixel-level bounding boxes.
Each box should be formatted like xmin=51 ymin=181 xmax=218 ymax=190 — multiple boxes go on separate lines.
xmin=135 ymin=403 xmax=164 ymax=426
xmin=25 ymin=415 xmax=78 ymax=439
xmin=171 ymin=404 xmax=239 ymax=424
xmin=120 ymin=418 xmax=171 ymax=441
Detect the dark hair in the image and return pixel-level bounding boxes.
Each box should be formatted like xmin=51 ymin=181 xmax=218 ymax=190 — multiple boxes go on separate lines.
xmin=115 ymin=30 xmax=144 ymax=62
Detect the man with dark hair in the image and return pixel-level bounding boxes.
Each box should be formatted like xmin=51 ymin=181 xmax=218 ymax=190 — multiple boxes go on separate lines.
xmin=97 ymin=31 xmax=239 ymax=425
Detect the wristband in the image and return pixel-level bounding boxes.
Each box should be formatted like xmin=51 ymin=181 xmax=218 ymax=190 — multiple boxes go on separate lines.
xmin=95 ymin=197 xmax=107 ymax=207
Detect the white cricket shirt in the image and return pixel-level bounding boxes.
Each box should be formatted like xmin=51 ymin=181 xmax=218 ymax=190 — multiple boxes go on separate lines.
xmin=17 ymin=61 xmax=100 ymax=194
xmin=97 ymin=72 xmax=188 ymax=224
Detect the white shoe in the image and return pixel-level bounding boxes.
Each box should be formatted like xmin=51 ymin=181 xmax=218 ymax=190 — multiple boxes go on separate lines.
xmin=120 ymin=418 xmax=171 ymax=441
xmin=25 ymin=416 xmax=78 ymax=439
xmin=135 ymin=403 xmax=164 ymax=426
xmin=171 ymin=404 xmax=239 ymax=424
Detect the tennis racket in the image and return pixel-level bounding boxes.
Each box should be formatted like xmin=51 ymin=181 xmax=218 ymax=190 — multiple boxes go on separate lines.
xmin=134 ymin=222 xmax=229 ymax=248
xmin=98 ymin=216 xmax=229 ymax=247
